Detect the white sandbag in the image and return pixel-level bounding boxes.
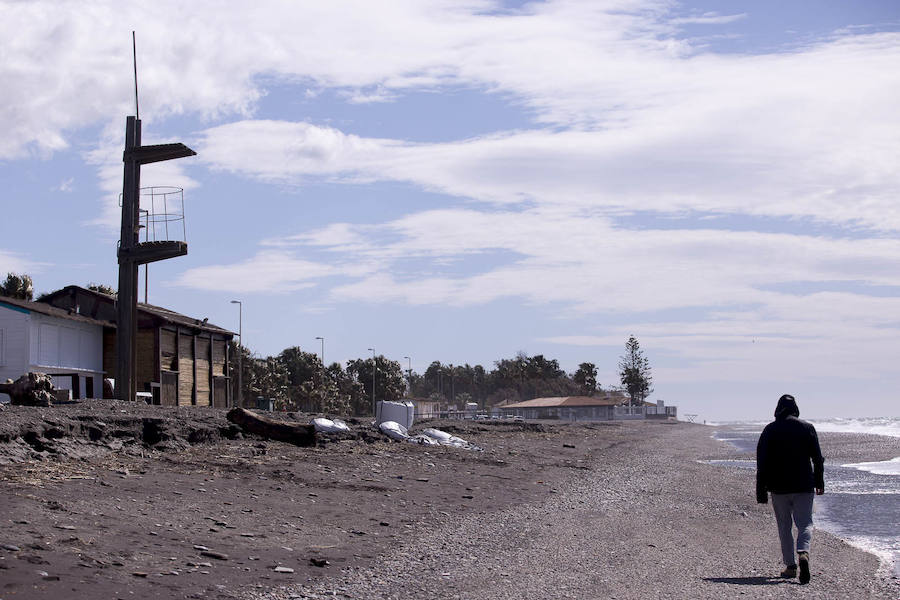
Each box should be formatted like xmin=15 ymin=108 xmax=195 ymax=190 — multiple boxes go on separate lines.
xmin=311 ymin=417 xmax=351 ymax=433
xmin=421 ymin=427 xmax=481 ymax=451
xmin=422 ymin=428 xmax=452 ymax=442
xmin=379 ymin=420 xmax=409 ymax=441
xmin=376 ymin=401 xmax=415 ymax=428
xmin=407 ymin=434 xmax=441 ymax=446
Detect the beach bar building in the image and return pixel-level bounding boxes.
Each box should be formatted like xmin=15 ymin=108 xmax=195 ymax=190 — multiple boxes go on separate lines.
xmin=38 ymin=286 xmax=235 ymax=407
xmin=0 ymin=294 xmax=105 ymax=402
xmin=500 ymin=395 xmax=676 ymax=421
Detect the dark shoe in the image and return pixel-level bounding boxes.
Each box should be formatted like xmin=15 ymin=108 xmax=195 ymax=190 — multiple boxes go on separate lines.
xmin=798 ymin=552 xmax=810 ymax=584
xmin=780 ymin=564 xmax=797 ymax=578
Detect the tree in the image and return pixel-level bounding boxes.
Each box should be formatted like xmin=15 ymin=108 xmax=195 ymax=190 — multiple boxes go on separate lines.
xmin=278 ymin=347 xmax=323 ymax=411
xmin=618 ymin=336 xmax=653 ymax=406
xmin=573 ymin=362 xmax=598 ymax=396
xmin=87 ymin=283 xmax=117 ymax=296
xmin=326 ymin=362 xmax=362 ymax=416
xmin=1 ymin=273 xmax=33 ymax=300
xmin=248 ymin=355 xmax=290 ymax=409
xmin=346 ymin=355 xmax=405 ymax=415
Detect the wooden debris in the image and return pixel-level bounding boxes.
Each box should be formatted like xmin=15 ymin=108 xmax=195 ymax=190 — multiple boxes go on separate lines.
xmin=0 ymin=373 xmax=55 ymax=406
xmin=225 ymin=408 xmax=316 ymax=447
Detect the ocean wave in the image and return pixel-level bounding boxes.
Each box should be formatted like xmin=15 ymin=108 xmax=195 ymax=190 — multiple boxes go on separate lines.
xmin=842 ymin=457 xmax=900 ymax=476
xmin=809 ymin=417 xmax=900 ymax=439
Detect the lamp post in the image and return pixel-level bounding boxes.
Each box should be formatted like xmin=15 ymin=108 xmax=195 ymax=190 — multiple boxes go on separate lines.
xmin=230 ymin=300 xmax=242 ymax=407
xmin=367 ymin=347 xmax=376 ymax=417
xmin=315 ymin=336 xmax=325 ymax=389
xmin=403 ymin=356 xmax=411 ymax=396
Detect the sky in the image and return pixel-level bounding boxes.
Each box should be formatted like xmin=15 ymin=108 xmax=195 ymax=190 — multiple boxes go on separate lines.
xmin=2 ymin=0 xmax=899 ymax=421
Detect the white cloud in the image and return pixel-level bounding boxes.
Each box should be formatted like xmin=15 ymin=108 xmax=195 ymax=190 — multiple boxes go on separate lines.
xmin=670 ymin=12 xmax=747 ymax=26
xmin=53 ymin=177 xmax=75 ymax=193
xmin=0 ymin=250 xmax=48 ymax=277
xmin=4 ymin=2 xmax=899 ymax=232
xmin=198 ymin=97 xmax=900 ymax=229
xmin=169 ymin=250 xmax=336 ymax=294
xmin=173 ymin=205 xmax=900 ymax=322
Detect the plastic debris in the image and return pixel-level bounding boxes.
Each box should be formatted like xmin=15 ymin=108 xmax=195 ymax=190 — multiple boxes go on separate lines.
xmin=422 ymin=428 xmax=481 ymax=450
xmin=377 ymin=422 xmax=481 ymax=451
xmin=311 ymin=417 xmax=351 ymax=433
xmin=378 ymin=420 xmax=410 ymax=441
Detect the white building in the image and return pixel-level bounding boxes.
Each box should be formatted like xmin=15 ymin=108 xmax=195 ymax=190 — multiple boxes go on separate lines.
xmin=0 ymin=295 xmax=105 ymax=402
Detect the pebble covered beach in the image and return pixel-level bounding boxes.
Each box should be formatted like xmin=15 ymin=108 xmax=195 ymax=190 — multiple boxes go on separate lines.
xmin=0 ymin=402 xmax=897 ymax=599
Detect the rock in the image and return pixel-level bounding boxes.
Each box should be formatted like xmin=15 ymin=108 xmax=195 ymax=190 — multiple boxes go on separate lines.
xmin=132 ymin=572 xmax=148 ymax=577
xmin=200 ymin=550 xmax=229 ymax=561
xmin=193 ymin=544 xmax=209 ymax=551
xmin=309 ymin=558 xmax=329 ymax=568
xmin=274 ymin=566 xmax=295 ymax=573
xmin=2 ymin=544 xmax=21 ymax=552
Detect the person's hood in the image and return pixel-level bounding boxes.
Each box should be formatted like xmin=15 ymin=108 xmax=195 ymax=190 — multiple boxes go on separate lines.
xmin=775 ymin=394 xmax=799 ymax=419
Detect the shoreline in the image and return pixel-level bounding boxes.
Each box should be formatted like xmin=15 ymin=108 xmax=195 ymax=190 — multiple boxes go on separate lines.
xmin=707 ymin=423 xmax=900 ymax=580
xmin=1 ymin=404 xmax=898 ymax=599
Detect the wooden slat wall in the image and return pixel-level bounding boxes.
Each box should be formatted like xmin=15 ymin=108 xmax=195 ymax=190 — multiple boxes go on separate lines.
xmin=102 ymin=329 xmax=116 ymax=383
xmin=161 ymin=370 xmax=178 ymax=406
xmin=211 ymin=340 xmax=226 ymax=376
xmin=212 ymin=376 xmax=228 ymax=408
xmin=196 ymin=337 xmax=211 ymax=405
xmin=178 ymin=334 xmax=194 ymax=405
xmin=136 ymin=330 xmax=156 ymax=392
xmin=160 ymin=329 xmax=177 ymax=371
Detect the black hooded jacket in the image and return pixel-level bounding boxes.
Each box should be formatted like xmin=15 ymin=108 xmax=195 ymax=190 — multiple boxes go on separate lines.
xmin=756 ymin=395 xmax=824 ymax=503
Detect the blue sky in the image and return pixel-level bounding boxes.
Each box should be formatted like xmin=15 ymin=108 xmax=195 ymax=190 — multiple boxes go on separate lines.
xmin=2 ymin=1 xmax=899 ymax=421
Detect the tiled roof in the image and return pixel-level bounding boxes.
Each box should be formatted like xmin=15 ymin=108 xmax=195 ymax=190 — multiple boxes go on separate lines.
xmin=502 ymin=395 xmax=627 ymax=409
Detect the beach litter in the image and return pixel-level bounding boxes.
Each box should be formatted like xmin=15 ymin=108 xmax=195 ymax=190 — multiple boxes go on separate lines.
xmin=377 ymin=421 xmax=481 ymax=451
xmin=311 ymin=418 xmax=351 ymax=433
xmin=375 ymin=400 xmax=415 ymax=428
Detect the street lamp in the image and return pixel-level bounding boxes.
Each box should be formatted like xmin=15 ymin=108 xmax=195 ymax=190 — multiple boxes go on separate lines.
xmin=403 ymin=356 xmax=411 ymax=396
xmin=367 ymin=347 xmax=376 ymax=417
xmin=230 ymin=300 xmax=242 ymax=407
xmin=315 ymin=336 xmax=325 ymax=388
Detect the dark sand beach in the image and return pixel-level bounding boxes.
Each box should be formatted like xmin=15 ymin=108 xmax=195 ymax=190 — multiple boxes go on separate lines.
xmin=1 ymin=401 xmax=897 ymax=599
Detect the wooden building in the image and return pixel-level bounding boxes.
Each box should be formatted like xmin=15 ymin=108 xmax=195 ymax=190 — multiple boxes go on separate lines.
xmin=500 ymin=394 xmax=676 ymax=421
xmin=39 ymin=286 xmax=235 ymax=407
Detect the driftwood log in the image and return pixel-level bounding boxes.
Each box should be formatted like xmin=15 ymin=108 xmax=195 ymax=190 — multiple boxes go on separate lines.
xmin=226 ymin=408 xmax=316 ymax=447
xmin=0 ymin=373 xmax=55 ymax=406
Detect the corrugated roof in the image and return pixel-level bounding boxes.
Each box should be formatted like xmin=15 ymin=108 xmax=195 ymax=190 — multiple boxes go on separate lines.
xmin=37 ymin=286 xmax=234 ymax=336
xmin=502 ymin=396 xmax=627 ymax=409
xmin=138 ymin=301 xmax=233 ymax=335
xmin=0 ymin=295 xmax=111 ymax=327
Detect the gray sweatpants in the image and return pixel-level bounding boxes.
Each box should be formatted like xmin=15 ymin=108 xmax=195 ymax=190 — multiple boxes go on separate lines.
xmin=771 ymin=492 xmax=814 ymax=566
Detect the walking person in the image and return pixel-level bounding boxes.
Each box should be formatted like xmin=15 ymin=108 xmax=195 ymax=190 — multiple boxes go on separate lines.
xmin=756 ymin=394 xmax=825 ymax=584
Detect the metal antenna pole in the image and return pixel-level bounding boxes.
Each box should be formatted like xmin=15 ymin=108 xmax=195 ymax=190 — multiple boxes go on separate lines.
xmin=132 ymin=31 xmax=140 ymax=119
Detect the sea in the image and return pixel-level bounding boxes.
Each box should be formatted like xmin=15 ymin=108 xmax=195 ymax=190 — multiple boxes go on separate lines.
xmin=705 ymin=417 xmax=900 ymax=577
